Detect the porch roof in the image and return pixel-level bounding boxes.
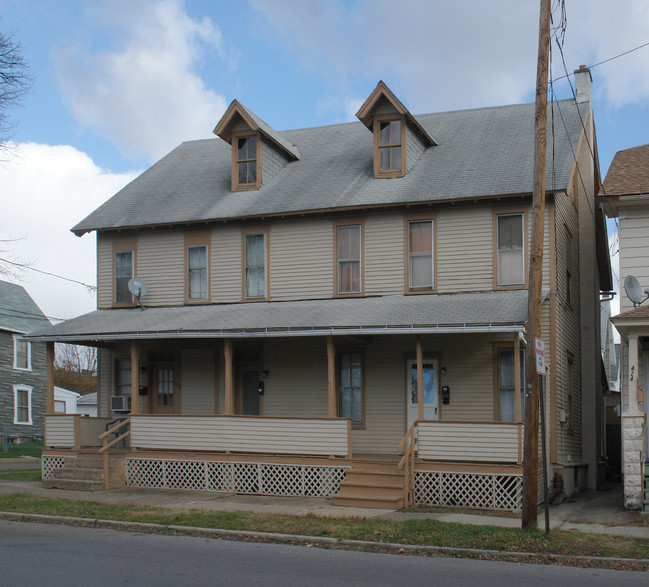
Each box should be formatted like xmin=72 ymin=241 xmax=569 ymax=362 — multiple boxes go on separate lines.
xmin=26 ymin=291 xmax=527 ymax=343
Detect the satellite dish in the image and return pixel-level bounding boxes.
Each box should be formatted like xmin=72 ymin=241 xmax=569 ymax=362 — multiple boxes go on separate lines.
xmin=127 ymin=277 xmax=148 ymax=310
xmin=624 ymin=275 xmax=648 ymax=307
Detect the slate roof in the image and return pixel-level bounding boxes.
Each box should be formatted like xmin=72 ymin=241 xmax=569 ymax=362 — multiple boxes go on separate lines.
xmin=26 ymin=291 xmax=527 ymax=343
xmin=0 ymin=280 xmax=50 ymax=334
xmin=601 ymin=143 xmax=649 ymax=197
xmin=72 ymin=99 xmax=586 ymax=235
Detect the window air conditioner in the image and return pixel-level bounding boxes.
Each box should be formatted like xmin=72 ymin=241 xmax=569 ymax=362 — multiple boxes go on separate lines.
xmin=110 ymin=395 xmax=131 ymax=412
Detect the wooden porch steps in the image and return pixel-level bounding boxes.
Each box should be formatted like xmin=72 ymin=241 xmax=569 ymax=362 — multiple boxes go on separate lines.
xmin=333 ymin=460 xmax=405 ymax=509
xmin=43 ymin=456 xmax=105 ymax=491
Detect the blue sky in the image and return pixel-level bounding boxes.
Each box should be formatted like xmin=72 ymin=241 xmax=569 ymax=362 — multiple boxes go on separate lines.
xmin=1 ymin=0 xmax=648 ymax=321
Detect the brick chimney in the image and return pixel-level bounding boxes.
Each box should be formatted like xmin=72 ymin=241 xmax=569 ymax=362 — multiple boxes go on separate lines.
xmin=574 ymin=65 xmax=592 ymax=104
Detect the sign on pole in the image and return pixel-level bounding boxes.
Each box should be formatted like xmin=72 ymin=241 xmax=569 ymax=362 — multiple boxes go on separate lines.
xmin=535 ymin=337 xmax=545 ymax=375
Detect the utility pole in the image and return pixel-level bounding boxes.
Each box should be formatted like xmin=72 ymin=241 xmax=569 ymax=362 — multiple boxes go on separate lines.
xmin=522 ymin=0 xmax=551 ymax=530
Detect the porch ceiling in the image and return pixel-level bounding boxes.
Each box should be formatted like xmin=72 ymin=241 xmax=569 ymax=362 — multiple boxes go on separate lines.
xmin=26 ymin=291 xmax=527 ymax=343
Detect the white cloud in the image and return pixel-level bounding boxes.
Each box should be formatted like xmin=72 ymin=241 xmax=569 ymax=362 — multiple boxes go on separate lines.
xmin=0 ymin=143 xmax=137 ymax=321
xmin=54 ymin=0 xmax=231 ymax=162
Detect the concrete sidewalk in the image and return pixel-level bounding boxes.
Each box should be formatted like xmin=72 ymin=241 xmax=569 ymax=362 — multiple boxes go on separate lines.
xmin=0 ymin=458 xmax=647 ymax=539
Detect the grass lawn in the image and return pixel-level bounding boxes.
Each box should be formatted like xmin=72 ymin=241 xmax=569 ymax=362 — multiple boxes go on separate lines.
xmin=0 ymin=469 xmax=41 ymax=482
xmin=0 ymin=442 xmax=43 ymax=459
xmin=0 ymin=493 xmax=648 ymax=562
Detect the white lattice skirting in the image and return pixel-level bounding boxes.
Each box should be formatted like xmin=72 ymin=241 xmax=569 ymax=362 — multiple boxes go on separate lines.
xmin=414 ymin=471 xmax=523 ymax=511
xmin=125 ymin=458 xmax=350 ymax=498
xmin=41 ymin=455 xmax=66 ymax=480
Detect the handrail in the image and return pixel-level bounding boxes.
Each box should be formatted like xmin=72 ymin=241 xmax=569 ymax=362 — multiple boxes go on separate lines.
xmin=397 ymin=421 xmax=417 ymax=507
xmin=99 ymin=417 xmax=131 ymax=490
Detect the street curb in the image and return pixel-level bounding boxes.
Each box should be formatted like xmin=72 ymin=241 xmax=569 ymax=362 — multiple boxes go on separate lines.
xmin=1 ymin=510 xmax=648 ymax=571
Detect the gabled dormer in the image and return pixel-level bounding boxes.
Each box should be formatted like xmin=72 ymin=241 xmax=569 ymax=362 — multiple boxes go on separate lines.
xmin=214 ymin=100 xmax=300 ymax=192
xmin=356 ymin=81 xmax=436 ymax=179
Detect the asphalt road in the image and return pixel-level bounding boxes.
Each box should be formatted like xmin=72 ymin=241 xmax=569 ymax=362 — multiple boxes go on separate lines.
xmin=0 ymin=520 xmax=645 ymax=586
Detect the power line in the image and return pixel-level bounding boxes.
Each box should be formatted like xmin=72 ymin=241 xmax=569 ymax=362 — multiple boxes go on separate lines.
xmin=0 ymin=257 xmax=97 ymax=291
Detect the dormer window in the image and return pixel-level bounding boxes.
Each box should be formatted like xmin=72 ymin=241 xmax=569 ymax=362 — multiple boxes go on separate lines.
xmin=356 ymin=81 xmax=436 ymax=180
xmin=235 ymin=134 xmax=259 ymax=189
xmin=376 ymin=118 xmax=404 ymax=177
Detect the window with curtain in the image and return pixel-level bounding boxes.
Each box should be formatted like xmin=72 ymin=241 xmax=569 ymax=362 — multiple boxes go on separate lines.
xmin=115 ymin=358 xmax=131 ymax=397
xmin=337 ymin=351 xmax=363 ymax=426
xmin=497 ymin=213 xmax=524 ymax=286
xmin=115 ymin=250 xmax=133 ymax=303
xmin=187 ymin=245 xmax=208 ymax=300
xmin=337 ymin=224 xmax=361 ymax=294
xmin=245 ymin=232 xmax=266 ymax=298
xmin=408 ymin=219 xmax=434 ymax=289
xmin=497 ymin=347 xmax=525 ymax=421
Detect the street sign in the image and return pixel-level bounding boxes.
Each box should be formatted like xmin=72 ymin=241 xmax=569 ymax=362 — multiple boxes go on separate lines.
xmin=535 ymin=337 xmax=545 ymax=375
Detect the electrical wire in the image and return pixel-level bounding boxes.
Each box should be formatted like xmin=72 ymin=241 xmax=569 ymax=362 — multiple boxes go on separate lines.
xmin=0 ymin=257 xmax=97 ymax=292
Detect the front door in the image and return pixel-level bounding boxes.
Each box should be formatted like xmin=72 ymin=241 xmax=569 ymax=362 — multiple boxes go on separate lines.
xmin=150 ymin=361 xmax=177 ymax=414
xmin=237 ymin=361 xmax=261 ymax=415
xmin=407 ymin=358 xmax=439 ymax=429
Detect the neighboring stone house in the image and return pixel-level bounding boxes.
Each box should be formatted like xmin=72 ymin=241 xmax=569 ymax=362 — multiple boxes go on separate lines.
xmin=0 ymin=280 xmax=50 ymax=441
xmin=600 ymin=143 xmax=649 ymax=510
xmin=31 ymin=74 xmax=611 ymax=509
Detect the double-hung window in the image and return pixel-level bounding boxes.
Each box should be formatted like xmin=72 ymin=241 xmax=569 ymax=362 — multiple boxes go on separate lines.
xmin=115 ymin=250 xmax=134 ymax=304
xmin=336 ymin=224 xmax=362 ymax=295
xmin=244 ymin=231 xmax=267 ymax=299
xmin=408 ymin=219 xmax=434 ymax=290
xmin=13 ymin=385 xmax=32 ymax=425
xmin=496 ymin=213 xmax=525 ymax=286
xmin=337 ymin=351 xmax=363 ymax=426
xmin=496 ymin=347 xmax=525 ymax=422
xmin=13 ymin=335 xmax=31 ymax=370
xmin=378 ymin=119 xmax=402 ymax=174
xmin=187 ymin=245 xmax=208 ymax=301
xmin=235 ymin=135 xmax=258 ymax=190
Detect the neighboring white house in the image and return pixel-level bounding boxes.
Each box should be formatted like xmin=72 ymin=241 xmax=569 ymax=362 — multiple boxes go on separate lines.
xmin=53 ymin=387 xmax=80 ymax=414
xmin=76 ymin=392 xmax=97 ymax=417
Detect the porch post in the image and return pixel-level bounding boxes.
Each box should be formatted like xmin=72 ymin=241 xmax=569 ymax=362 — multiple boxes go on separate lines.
xmin=416 ymin=335 xmax=424 ymax=421
xmin=224 ymin=339 xmax=234 ymax=415
xmin=130 ymin=341 xmax=139 ymax=415
xmin=327 ymin=336 xmax=336 ymax=418
xmin=46 ymin=342 xmax=55 ymax=414
xmin=628 ymin=335 xmax=640 ymax=414
xmin=514 ymin=333 xmax=522 ymax=422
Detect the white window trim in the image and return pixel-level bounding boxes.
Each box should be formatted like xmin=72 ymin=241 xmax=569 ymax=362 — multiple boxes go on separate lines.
xmin=13 ymin=384 xmax=33 ymax=425
xmin=13 ymin=334 xmax=32 ymax=371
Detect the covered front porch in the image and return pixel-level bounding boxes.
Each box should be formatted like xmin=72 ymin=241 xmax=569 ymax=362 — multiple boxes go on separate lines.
xmin=33 ymin=291 xmax=530 ymax=510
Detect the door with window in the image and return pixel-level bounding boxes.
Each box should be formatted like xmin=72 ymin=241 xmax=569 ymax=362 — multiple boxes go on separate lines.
xmin=150 ymin=360 xmax=177 ymax=414
xmin=407 ymin=359 xmax=439 ymax=429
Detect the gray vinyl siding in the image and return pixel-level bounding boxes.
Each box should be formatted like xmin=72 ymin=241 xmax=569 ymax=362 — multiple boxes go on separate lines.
xmin=0 ymin=329 xmax=47 ymax=439
xmin=270 ymin=219 xmax=333 ymax=301
xmin=618 ymin=207 xmax=649 ymax=314
xmin=437 ymin=205 xmax=493 ymax=292
xmin=137 ymin=231 xmax=184 ymax=306
xmin=181 ymin=348 xmax=216 ymax=414
xmin=212 ymin=226 xmax=241 ymax=303
xmin=553 ymin=192 xmax=582 ymax=462
xmin=97 ymin=233 xmax=112 ymax=309
xmin=261 ymin=338 xmax=328 ymax=417
xmin=365 ymin=213 xmax=404 ymax=295
xmin=406 ymin=126 xmax=426 ymax=172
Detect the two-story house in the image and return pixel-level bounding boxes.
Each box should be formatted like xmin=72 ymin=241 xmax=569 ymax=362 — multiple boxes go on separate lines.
xmin=601 ymin=142 xmax=649 ymax=511
xmin=0 ymin=280 xmax=50 ymax=442
xmin=30 ymin=75 xmax=611 ymax=510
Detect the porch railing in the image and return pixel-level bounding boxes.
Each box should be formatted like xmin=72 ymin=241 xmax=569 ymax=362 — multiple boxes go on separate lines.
xmin=397 ymin=421 xmax=417 ymax=507
xmin=45 ymin=415 xmax=112 ymax=449
xmin=98 ymin=417 xmax=132 ymax=490
xmin=129 ymin=415 xmax=352 ymax=458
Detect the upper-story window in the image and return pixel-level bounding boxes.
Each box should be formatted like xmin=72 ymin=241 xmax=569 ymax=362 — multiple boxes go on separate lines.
xmin=187 ymin=246 xmax=208 ymax=301
xmin=13 ymin=335 xmax=31 ymax=371
xmin=373 ymin=117 xmax=405 ymax=178
xmin=233 ymin=133 xmax=260 ymax=191
xmin=496 ymin=212 xmax=525 ymax=287
xmin=244 ymin=229 xmax=268 ymax=299
xmin=407 ymin=219 xmax=434 ymax=291
xmin=115 ymin=250 xmax=134 ymax=304
xmin=336 ymin=223 xmax=363 ymax=295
